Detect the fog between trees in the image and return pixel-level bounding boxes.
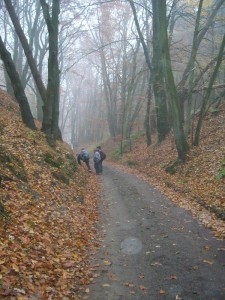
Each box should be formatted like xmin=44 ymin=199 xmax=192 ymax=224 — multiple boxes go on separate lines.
xmin=0 ymin=0 xmax=224 ymax=160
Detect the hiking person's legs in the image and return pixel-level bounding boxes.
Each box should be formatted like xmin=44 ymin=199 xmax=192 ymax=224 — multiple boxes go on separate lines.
xmin=99 ymin=160 xmax=103 ymax=174
xmin=94 ymin=161 xmax=100 ymax=174
xmin=84 ymin=159 xmax=91 ymax=171
xmin=77 ymin=154 xmax=82 ymax=165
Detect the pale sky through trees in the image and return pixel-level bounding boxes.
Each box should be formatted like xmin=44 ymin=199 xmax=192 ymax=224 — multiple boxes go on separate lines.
xmin=0 ymin=0 xmax=224 ymax=155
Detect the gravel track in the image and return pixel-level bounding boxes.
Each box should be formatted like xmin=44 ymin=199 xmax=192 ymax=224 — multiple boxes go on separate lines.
xmin=84 ymin=165 xmax=225 ymax=300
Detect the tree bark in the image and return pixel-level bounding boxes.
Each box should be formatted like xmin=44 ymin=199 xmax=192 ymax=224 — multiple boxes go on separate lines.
xmin=0 ymin=35 xmax=36 ymax=130
xmin=3 ymin=0 xmax=47 ymax=105
xmin=153 ymin=0 xmax=189 ymax=161
xmin=40 ymin=0 xmax=61 ymax=140
xmin=151 ymin=0 xmax=170 ymax=142
xmin=128 ymin=0 xmax=152 ymax=145
xmin=130 ymin=0 xmax=170 ymax=143
xmin=145 ymin=77 xmax=152 ymax=146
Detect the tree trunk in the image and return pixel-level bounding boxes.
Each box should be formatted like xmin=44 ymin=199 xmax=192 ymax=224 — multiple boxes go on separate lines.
xmin=0 ymin=35 xmax=36 ymax=130
xmin=40 ymin=0 xmax=61 ymax=140
xmin=3 ymin=66 xmax=14 ymax=97
xmin=100 ymin=49 xmax=117 ymax=138
xmin=145 ymin=77 xmax=152 ymax=146
xmin=184 ymin=0 xmax=204 ymax=135
xmin=194 ymin=32 xmax=225 ymax=146
xmin=130 ymin=0 xmax=170 ymax=143
xmin=151 ymin=0 xmax=170 ymax=143
xmin=3 ymin=0 xmax=47 ymax=105
xmin=153 ymin=0 xmax=189 ymax=161
xmin=129 ymin=0 xmax=153 ymax=145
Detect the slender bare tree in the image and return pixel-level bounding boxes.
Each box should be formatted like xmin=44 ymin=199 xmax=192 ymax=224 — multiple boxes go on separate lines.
xmin=0 ymin=35 xmax=36 ymax=130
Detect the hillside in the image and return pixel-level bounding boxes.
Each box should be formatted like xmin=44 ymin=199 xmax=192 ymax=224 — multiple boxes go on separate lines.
xmin=103 ymin=105 xmax=225 ymax=240
xmin=0 ymin=88 xmax=224 ymax=298
xmin=0 ymin=90 xmax=99 ymax=299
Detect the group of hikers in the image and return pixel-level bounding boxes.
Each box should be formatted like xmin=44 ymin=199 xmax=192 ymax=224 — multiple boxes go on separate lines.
xmin=77 ymin=146 xmax=106 ymax=175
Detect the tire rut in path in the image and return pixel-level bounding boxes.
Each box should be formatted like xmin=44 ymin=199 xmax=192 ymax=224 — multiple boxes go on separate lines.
xmin=82 ymin=165 xmax=225 ymax=300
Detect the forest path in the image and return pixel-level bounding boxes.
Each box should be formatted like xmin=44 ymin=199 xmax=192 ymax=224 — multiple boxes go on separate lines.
xmin=83 ymin=165 xmax=225 ymax=300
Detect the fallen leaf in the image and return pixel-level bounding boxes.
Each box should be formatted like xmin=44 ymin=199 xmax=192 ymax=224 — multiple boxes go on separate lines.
xmin=167 ymin=275 xmax=177 ymax=280
xmin=123 ymin=282 xmax=135 ymax=288
xmin=107 ymin=273 xmax=117 ymax=281
xmin=14 ymin=288 xmax=26 ymax=294
xmin=217 ymin=247 xmax=225 ymax=251
xmin=203 ymin=246 xmax=210 ymax=251
xmin=139 ymin=285 xmax=147 ymax=290
xmin=203 ymin=259 xmax=214 ymax=265
xmin=12 ymin=264 xmax=20 ymax=272
xmin=129 ymin=290 xmax=135 ymax=295
xmin=151 ymin=262 xmax=162 ymax=266
xmin=103 ymin=260 xmax=112 ymax=266
xmin=102 ymin=283 xmax=110 ymax=287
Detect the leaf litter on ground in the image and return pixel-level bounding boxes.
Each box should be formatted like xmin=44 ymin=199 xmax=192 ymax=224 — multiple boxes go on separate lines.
xmin=0 ymin=91 xmax=100 ymax=299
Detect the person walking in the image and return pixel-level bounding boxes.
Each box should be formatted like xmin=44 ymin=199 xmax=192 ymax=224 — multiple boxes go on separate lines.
xmin=93 ymin=148 xmax=101 ymax=175
xmin=97 ymin=146 xmax=106 ymax=174
xmin=77 ymin=148 xmax=91 ymax=171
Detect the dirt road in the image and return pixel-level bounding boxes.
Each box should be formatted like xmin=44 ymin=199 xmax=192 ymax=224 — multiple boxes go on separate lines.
xmin=84 ymin=165 xmax=225 ymax=300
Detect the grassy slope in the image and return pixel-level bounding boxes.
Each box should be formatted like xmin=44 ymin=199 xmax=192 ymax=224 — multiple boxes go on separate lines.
xmin=103 ymin=105 xmax=225 ymax=239
xmin=0 ymin=90 xmax=99 ymax=299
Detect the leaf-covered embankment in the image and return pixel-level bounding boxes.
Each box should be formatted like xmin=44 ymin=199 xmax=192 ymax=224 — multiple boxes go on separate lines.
xmin=104 ymin=105 xmax=225 ymax=240
xmin=0 ymin=90 xmax=100 ymax=299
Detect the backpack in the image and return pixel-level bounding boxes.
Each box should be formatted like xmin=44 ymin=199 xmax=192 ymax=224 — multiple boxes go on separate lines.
xmin=100 ymin=150 xmax=106 ymax=161
xmin=81 ymin=149 xmax=89 ymax=160
xmin=93 ymin=151 xmax=101 ymax=163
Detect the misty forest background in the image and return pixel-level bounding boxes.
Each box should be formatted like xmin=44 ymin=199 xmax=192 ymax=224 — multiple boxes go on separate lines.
xmin=0 ymin=0 xmax=224 ymax=161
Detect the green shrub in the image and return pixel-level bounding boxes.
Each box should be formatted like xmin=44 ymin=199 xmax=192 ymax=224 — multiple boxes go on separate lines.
xmin=60 ymin=156 xmax=77 ymax=178
xmin=52 ymin=170 xmax=70 ymax=184
xmin=165 ymin=160 xmax=180 ymax=174
xmin=0 ymin=201 xmax=9 ymax=221
xmin=27 ymin=130 xmax=36 ymax=138
xmin=44 ymin=152 xmax=63 ymax=168
xmin=112 ymin=131 xmax=145 ymax=160
xmin=0 ymin=145 xmax=27 ymax=181
xmin=112 ymin=149 xmax=122 ymax=161
xmin=178 ymin=179 xmax=187 ymax=184
xmin=45 ymin=151 xmax=77 ymax=181
xmin=126 ymin=160 xmax=138 ymax=167
xmin=209 ymin=107 xmax=220 ymax=114
xmin=215 ymin=167 xmax=225 ymax=180
xmin=0 ymin=124 xmax=5 ymax=135
xmin=215 ymin=157 xmax=225 ymax=180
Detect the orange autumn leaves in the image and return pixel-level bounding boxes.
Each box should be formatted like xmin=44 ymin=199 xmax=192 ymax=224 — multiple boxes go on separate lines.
xmin=0 ymin=91 xmax=100 ymax=299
